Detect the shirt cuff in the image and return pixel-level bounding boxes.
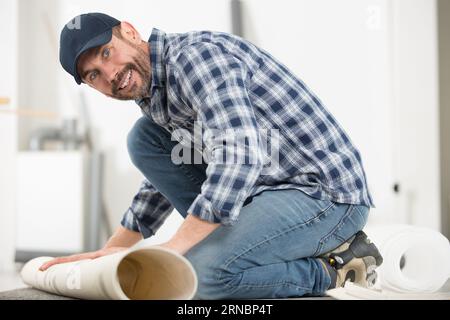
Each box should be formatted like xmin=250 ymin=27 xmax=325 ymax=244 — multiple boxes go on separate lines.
xmin=120 ymin=208 xmax=140 ymax=232
xmin=120 ymin=208 xmax=156 ymax=239
xmin=188 ymin=194 xmax=240 ymax=226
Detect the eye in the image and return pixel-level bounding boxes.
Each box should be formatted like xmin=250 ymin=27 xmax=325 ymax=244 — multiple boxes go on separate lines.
xmin=89 ymin=70 xmax=98 ymax=82
xmin=102 ymin=47 xmax=110 ymax=59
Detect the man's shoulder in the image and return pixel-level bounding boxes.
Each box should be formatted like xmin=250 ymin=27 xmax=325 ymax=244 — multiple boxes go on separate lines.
xmin=166 ymin=29 xmax=239 ymax=46
xmin=164 ymin=30 xmax=250 ymax=62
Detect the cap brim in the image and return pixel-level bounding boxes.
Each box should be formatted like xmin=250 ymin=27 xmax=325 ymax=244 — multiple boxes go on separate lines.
xmin=73 ymin=29 xmax=113 ymax=84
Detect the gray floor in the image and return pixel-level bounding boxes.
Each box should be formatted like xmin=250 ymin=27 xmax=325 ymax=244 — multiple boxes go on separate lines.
xmin=0 ymin=287 xmax=333 ymax=300
xmin=0 ymin=263 xmax=332 ymax=300
xmin=0 ymin=288 xmax=75 ymax=300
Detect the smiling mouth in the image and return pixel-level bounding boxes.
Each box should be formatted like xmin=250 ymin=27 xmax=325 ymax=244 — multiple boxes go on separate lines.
xmin=118 ymin=69 xmax=132 ymax=90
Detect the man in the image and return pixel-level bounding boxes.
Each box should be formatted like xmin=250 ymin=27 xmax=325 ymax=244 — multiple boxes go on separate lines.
xmin=40 ymin=13 xmax=382 ymax=299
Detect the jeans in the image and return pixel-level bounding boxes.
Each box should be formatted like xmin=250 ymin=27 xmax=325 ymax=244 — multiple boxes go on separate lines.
xmin=127 ymin=116 xmax=370 ymax=299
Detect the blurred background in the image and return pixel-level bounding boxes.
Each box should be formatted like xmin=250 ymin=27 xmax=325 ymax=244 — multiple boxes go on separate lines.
xmin=0 ymin=0 xmax=449 ymax=290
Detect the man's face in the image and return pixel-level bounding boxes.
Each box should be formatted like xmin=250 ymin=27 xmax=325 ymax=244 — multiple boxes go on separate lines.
xmin=77 ymin=23 xmax=151 ymax=101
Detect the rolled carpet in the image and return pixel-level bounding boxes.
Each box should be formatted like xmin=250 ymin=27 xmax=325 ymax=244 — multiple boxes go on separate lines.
xmin=20 ymin=245 xmax=197 ymax=300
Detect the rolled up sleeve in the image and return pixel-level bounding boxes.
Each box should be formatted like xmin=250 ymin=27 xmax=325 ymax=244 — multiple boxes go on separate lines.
xmin=120 ymin=179 xmax=174 ymax=238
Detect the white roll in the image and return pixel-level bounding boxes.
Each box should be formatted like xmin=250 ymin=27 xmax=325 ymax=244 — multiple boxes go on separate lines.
xmin=365 ymin=225 xmax=450 ymax=293
xmin=20 ymin=246 xmax=198 ymax=300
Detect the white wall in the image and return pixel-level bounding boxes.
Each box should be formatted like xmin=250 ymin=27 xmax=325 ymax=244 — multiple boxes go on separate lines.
xmin=0 ymin=0 xmax=18 ymax=271
xmin=18 ymin=0 xmax=61 ymax=150
xmin=241 ymin=0 xmax=441 ymax=230
xmin=390 ymin=0 xmax=440 ymax=230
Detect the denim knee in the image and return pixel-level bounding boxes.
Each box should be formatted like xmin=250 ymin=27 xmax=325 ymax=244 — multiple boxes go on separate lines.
xmin=185 ymin=250 xmax=241 ymax=300
xmin=126 ymin=116 xmax=169 ymax=168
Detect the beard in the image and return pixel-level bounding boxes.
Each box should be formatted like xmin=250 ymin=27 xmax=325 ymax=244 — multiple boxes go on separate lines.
xmin=109 ymin=43 xmax=151 ymax=101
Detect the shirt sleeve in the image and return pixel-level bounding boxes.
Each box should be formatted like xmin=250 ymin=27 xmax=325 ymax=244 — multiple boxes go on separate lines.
xmin=120 ymin=179 xmax=174 ymax=238
xmin=171 ymin=42 xmax=263 ymax=226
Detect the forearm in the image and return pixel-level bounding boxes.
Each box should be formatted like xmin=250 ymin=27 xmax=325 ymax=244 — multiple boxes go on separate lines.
xmin=164 ymin=214 xmax=220 ymax=255
xmin=103 ymin=225 xmax=143 ymax=249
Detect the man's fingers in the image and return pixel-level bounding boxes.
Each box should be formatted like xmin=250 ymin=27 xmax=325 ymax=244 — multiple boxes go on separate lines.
xmin=40 ymin=257 xmax=77 ymax=271
xmin=39 ymin=252 xmax=98 ymax=271
xmin=39 ymin=260 xmax=60 ymax=271
xmin=39 ymin=257 xmax=73 ymax=271
xmin=38 ymin=248 xmax=124 ymax=271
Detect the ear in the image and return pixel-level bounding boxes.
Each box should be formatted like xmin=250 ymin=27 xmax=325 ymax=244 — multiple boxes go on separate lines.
xmin=119 ymin=21 xmax=142 ymax=45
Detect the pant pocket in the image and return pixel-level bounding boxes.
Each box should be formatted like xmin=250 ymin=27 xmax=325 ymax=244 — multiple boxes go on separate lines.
xmin=313 ymin=204 xmax=369 ymax=256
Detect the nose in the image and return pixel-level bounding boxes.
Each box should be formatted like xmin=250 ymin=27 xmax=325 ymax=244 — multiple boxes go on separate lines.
xmin=104 ymin=65 xmax=119 ymax=85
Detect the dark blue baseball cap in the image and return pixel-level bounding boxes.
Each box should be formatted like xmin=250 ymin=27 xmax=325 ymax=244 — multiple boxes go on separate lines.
xmin=59 ymin=13 xmax=121 ymax=85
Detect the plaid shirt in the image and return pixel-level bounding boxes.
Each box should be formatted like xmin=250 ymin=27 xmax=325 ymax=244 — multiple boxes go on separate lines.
xmin=121 ymin=28 xmax=374 ymax=237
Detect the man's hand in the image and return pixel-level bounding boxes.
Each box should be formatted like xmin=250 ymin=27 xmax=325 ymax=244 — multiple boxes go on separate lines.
xmin=39 ymin=226 xmax=143 ymax=271
xmin=39 ymin=246 xmax=127 ymax=271
xmin=159 ymin=214 xmax=220 ymax=256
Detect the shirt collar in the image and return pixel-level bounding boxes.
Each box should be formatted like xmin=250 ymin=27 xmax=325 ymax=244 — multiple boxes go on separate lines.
xmin=148 ymin=28 xmax=167 ymax=88
xmin=135 ymin=28 xmax=167 ymax=107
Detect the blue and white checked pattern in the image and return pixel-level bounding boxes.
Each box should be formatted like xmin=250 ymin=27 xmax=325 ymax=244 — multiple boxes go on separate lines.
xmin=121 ymin=28 xmax=374 ymax=234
